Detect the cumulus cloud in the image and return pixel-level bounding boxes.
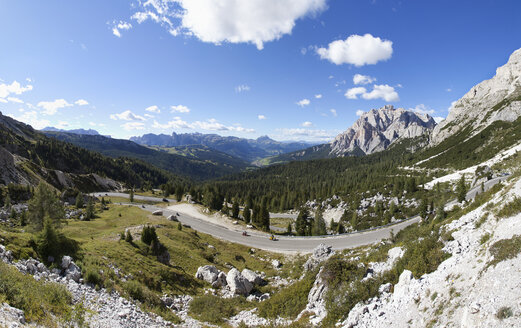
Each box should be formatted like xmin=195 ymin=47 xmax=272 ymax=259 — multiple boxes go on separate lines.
xmin=145 ymin=105 xmax=160 ymax=113
xmin=316 ymin=34 xmax=393 ymax=66
xmin=434 ymin=117 xmax=445 ymax=123
xmin=37 ymin=99 xmax=73 ymax=115
xmin=296 ymin=98 xmax=310 ymax=107
xmin=122 ymin=122 xmax=145 ymax=130
xmin=171 ymin=105 xmax=190 ymax=113
xmin=0 ymin=80 xmax=33 ymax=98
xmin=153 ymin=117 xmax=254 ymax=133
xmin=110 ymin=110 xmax=146 ymax=121
xmin=112 ymin=21 xmax=132 ymax=38
xmin=75 ymin=99 xmax=89 ymax=106
xmin=235 ymin=85 xmax=251 ymax=93
xmin=276 ymin=128 xmax=336 ymax=142
xmin=258 ymin=115 xmax=266 ymax=120
xmin=7 ymin=111 xmax=50 ymax=130
xmin=131 ymin=0 xmax=327 ymax=49
xmin=315 ymin=94 xmax=322 ymax=99
xmin=361 ymin=84 xmax=399 ymax=101
xmin=356 ymin=110 xmax=365 ymax=116
xmin=345 ymin=87 xmax=367 ymax=99
xmin=302 ymin=121 xmax=313 ymax=127
xmin=448 ymin=100 xmax=458 ymax=113
xmin=345 ymin=85 xmax=399 ymax=102
xmin=353 ymin=74 xmax=376 ymax=85
xmin=0 ymin=98 xmax=7 ymax=103
xmin=7 ymin=97 xmax=24 ymax=104
xmin=330 ymin=109 xmax=337 ymax=117
xmin=410 ymin=104 xmax=435 ymax=115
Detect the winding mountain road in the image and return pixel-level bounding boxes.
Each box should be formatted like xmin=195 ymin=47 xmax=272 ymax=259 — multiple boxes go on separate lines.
xmin=92 ymin=175 xmax=508 ymax=253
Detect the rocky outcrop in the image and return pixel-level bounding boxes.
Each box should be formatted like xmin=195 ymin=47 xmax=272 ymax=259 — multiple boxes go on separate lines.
xmin=431 ymin=47 xmax=521 ymax=145
xmin=0 ymin=303 xmax=28 ymax=328
xmin=330 ymin=105 xmax=436 ymax=156
xmin=226 ymin=268 xmax=253 ymax=296
xmin=304 ymin=243 xmax=335 ymax=271
xmin=241 ymin=269 xmax=265 ymax=286
xmin=195 ymin=265 xmax=227 ymax=288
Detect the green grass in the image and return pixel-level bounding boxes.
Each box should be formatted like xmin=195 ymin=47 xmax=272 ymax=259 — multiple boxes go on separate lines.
xmin=488 ymin=235 xmax=521 ymax=267
xmin=496 ymin=197 xmax=521 ymax=218
xmin=189 ymin=294 xmax=253 ymax=325
xmin=480 ymin=233 xmax=492 ymax=245
xmin=257 ymin=271 xmax=316 ymax=319
xmin=0 ymin=261 xmax=73 ymax=326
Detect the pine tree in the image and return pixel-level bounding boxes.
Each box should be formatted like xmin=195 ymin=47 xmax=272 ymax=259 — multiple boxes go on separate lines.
xmin=336 ymin=222 xmax=345 ymax=234
xmin=75 ymin=193 xmax=84 ymax=209
xmin=27 ymin=182 xmax=65 ymax=231
xmin=243 ymin=205 xmax=251 ymax=223
xmin=129 ymin=188 xmax=134 ymax=203
xmin=36 ymin=217 xmax=59 ymax=262
xmin=287 ymin=222 xmax=292 ymax=234
xmin=312 ymin=209 xmax=326 ymax=236
xmin=456 ymin=175 xmax=467 ymax=203
xmin=260 ymin=201 xmax=270 ymax=232
xmin=351 ymin=212 xmax=358 ymax=231
xmin=232 ymin=201 xmax=240 ymax=219
xmin=175 ymin=185 xmax=184 ymax=202
xmin=295 ymin=208 xmax=310 ymax=236
xmin=85 ymin=198 xmax=95 ymax=220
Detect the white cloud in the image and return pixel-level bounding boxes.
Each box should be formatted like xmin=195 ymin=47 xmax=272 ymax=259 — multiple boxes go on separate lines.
xmin=153 ymin=117 xmax=254 ymax=133
xmin=302 ymin=121 xmax=313 ymax=127
xmin=144 ymin=113 xmax=155 ymax=118
xmin=132 ymin=0 xmax=327 ymax=50
xmin=446 ymin=88 xmax=452 ymax=92
xmin=145 ymin=105 xmax=160 ymax=113
xmin=296 ymin=98 xmax=310 ymax=107
xmin=171 ymin=105 xmax=190 ymax=113
xmin=316 ymin=34 xmax=393 ymax=66
xmin=7 ymin=97 xmax=23 ymax=104
xmin=112 ymin=21 xmax=132 ymax=38
xmin=0 ymin=80 xmax=33 ymax=98
xmin=353 ymin=74 xmax=376 ymax=85
xmin=314 ymin=94 xmax=322 ymax=99
xmin=434 ymin=116 xmax=445 ymax=123
xmin=235 ymin=85 xmax=250 ymax=93
xmin=410 ymin=104 xmax=435 ymax=115
xmin=448 ymin=100 xmax=458 ymax=113
xmin=110 ymin=110 xmax=146 ymax=121
xmin=7 ymin=111 xmax=50 ymax=130
xmin=75 ymin=99 xmax=89 ymax=106
xmin=122 ymin=122 xmax=145 ymax=130
xmin=0 ymin=98 xmax=7 ymax=103
xmin=361 ymin=84 xmax=399 ymax=102
xmin=330 ymin=109 xmax=337 ymax=117
xmin=356 ymin=110 xmax=365 ymax=116
xmin=258 ymin=115 xmax=266 ymax=120
xmin=37 ymin=99 xmax=73 ymax=115
xmin=276 ymin=128 xmax=336 ymax=142
xmin=345 ymin=87 xmax=367 ymax=99
xmin=328 ymin=75 xmax=334 ymax=79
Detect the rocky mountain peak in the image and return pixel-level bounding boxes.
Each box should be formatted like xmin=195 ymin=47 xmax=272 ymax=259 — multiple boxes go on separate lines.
xmin=329 ymin=105 xmax=436 ymax=156
xmin=431 ymin=47 xmax=521 ymax=145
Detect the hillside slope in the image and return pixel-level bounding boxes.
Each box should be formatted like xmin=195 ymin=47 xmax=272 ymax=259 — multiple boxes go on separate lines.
xmin=44 ymin=132 xmax=250 ymax=181
xmin=0 ymin=112 xmax=182 ymax=190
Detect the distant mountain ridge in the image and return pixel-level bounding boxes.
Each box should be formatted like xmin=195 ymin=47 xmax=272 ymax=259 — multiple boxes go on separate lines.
xmin=41 ymin=127 xmax=105 ymax=136
xmin=130 ymin=132 xmax=315 ymax=162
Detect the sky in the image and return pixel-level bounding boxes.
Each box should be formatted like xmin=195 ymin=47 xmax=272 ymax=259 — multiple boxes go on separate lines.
xmin=1 ymin=0 xmax=521 ymax=142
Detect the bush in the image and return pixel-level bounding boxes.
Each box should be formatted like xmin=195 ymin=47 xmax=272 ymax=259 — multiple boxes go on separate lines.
xmin=0 ymin=261 xmax=72 ymax=325
xmin=488 ymin=235 xmax=521 ymax=267
xmin=258 ymin=272 xmax=316 ymax=319
xmin=496 ymin=306 xmax=513 ymax=320
xmin=189 ymin=295 xmax=251 ymax=324
xmin=497 ymin=197 xmax=521 ymax=218
xmin=85 ymin=268 xmax=102 ymax=286
xmin=123 ymin=280 xmax=160 ymax=306
xmin=141 ymin=225 xmax=158 ymax=245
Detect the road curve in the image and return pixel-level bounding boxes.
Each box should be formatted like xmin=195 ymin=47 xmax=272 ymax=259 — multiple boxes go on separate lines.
xmin=92 ymin=176 xmax=508 ymax=254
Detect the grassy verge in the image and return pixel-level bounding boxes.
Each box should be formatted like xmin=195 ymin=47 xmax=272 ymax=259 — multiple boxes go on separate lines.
xmin=488 ymin=235 xmax=521 ymax=267
xmin=189 ymin=295 xmax=253 ymax=325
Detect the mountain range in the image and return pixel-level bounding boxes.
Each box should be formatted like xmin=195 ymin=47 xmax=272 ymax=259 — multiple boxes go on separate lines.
xmin=130 ymin=132 xmax=315 ymax=162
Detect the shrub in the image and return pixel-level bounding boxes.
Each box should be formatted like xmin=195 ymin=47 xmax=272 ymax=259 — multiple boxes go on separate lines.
xmin=488 ymin=235 xmax=521 ymax=267
xmin=258 ymin=272 xmax=316 ymax=319
xmin=141 ymin=225 xmax=158 ymax=245
xmin=0 ymin=261 xmax=72 ymax=325
xmin=480 ymin=233 xmax=491 ymax=245
xmin=496 ymin=306 xmax=513 ymax=320
xmin=125 ymin=230 xmax=133 ymax=243
xmin=85 ymin=268 xmax=102 ymax=286
xmin=497 ymin=197 xmax=521 ymax=218
xmin=189 ymin=295 xmax=250 ymax=324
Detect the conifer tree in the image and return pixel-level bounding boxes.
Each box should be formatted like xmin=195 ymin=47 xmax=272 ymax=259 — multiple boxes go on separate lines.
xmin=27 ymin=182 xmax=65 ymax=231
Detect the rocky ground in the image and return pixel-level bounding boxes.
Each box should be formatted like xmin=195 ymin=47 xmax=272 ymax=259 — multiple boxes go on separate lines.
xmin=340 ymin=177 xmax=521 ymax=328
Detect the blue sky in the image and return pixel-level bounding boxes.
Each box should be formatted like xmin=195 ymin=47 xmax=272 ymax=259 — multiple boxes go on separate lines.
xmin=1 ymin=0 xmax=520 ymax=141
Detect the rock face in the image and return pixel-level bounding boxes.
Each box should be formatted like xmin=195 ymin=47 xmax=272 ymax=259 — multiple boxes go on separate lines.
xmin=431 ymin=47 xmax=521 ymax=145
xmin=304 ymin=244 xmax=335 ymax=271
xmin=226 ymin=268 xmax=253 ymax=296
xmin=330 ymin=105 xmax=436 ymax=156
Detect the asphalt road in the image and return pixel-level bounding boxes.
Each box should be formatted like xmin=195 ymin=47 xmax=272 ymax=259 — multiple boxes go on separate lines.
xmin=92 ymin=175 xmax=508 ymax=253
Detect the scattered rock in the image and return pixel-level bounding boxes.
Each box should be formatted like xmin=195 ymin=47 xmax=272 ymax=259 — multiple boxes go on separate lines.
xmin=241 ymin=269 xmax=265 ymax=286
xmin=226 ymin=268 xmax=253 ymax=296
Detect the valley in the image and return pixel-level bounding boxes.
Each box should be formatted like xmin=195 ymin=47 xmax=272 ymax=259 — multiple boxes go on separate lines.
xmin=1 ymin=3 xmax=521 ymax=327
